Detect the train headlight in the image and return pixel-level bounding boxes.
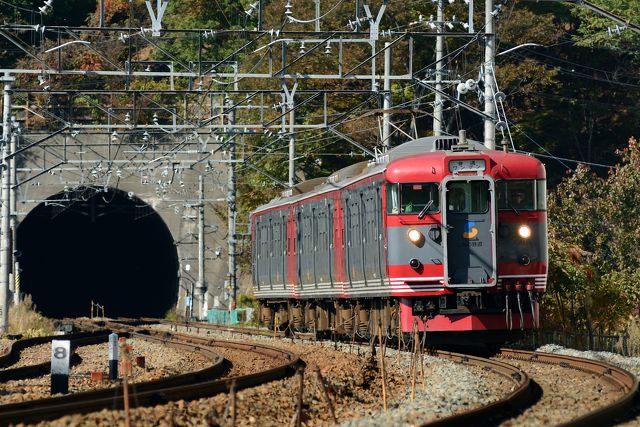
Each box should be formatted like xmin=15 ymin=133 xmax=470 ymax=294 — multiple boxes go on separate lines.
xmin=407 ymin=228 xmax=424 ymax=245
xmin=517 ymin=225 xmax=532 ymax=239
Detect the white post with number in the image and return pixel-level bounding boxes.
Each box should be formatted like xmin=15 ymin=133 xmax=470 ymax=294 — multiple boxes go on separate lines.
xmin=51 ymin=340 xmax=71 ymax=395
xmin=109 ymin=333 xmax=119 ymax=380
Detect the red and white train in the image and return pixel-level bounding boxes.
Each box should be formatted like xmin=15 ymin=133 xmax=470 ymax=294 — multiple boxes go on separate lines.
xmin=251 ymin=134 xmax=547 ymax=342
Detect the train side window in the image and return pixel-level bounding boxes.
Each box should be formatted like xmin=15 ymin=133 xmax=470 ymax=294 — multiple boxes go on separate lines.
xmin=386 ymin=183 xmax=399 ymax=214
xmin=536 ymin=179 xmax=547 ymax=210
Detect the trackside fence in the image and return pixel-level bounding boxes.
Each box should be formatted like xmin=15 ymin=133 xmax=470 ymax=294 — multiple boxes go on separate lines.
xmin=206 ymin=308 xmax=255 ymax=325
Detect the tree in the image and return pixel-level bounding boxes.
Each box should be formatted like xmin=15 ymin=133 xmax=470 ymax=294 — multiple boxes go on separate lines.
xmin=544 ymin=137 xmax=640 ymax=333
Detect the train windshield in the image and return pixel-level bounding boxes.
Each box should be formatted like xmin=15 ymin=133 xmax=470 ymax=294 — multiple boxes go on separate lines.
xmin=496 ymin=179 xmax=546 ymax=211
xmin=386 ymin=183 xmax=439 ymax=215
xmin=446 ymin=181 xmax=489 ymax=213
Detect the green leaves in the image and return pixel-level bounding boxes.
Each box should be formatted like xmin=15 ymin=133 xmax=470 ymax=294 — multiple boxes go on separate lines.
xmin=546 ymin=138 xmax=640 ymax=332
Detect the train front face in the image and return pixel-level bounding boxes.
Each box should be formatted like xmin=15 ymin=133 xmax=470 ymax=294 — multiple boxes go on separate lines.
xmin=385 ymin=150 xmax=547 ymax=336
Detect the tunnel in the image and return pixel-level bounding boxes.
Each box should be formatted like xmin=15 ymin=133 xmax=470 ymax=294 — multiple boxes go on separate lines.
xmin=17 ymin=188 xmax=179 ymax=319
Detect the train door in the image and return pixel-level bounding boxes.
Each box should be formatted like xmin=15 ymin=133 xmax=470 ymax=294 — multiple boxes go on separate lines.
xmin=281 ymin=211 xmax=287 ymax=288
xmin=442 ymin=176 xmax=496 ymax=287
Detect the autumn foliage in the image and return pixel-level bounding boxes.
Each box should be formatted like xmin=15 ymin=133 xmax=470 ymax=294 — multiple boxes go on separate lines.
xmin=545 ymin=137 xmax=640 ymax=334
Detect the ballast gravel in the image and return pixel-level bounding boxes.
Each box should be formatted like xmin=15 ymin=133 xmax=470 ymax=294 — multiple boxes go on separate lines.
xmin=0 ymin=338 xmax=211 ymax=404
xmin=5 ymin=324 xmax=515 ymax=426
xmin=0 ymin=339 xmax=13 ymax=356
xmin=536 ymin=344 xmax=640 ymax=427
xmin=125 ymin=324 xmax=514 ymax=426
xmin=537 ymin=343 xmax=640 ymax=377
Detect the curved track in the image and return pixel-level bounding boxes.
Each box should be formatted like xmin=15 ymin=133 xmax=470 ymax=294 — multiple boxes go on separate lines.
xmin=4 ymin=319 xmax=635 ymax=426
xmin=496 ymin=348 xmax=638 ymax=427
xmin=146 ymin=319 xmax=639 ymax=426
xmin=0 ymin=322 xmax=303 ymax=426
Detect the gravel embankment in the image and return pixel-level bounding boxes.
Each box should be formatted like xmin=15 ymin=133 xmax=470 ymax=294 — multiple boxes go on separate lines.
xmin=537 ymin=344 xmax=640 ymax=377
xmin=0 ymin=339 xmax=13 ymax=356
xmin=0 ymin=343 xmax=50 ymax=369
xmin=6 ymin=325 xmax=516 ymax=426
xmin=536 ymin=344 xmax=640 ymax=427
xmin=45 ymin=324 xmax=509 ymax=427
xmin=498 ymin=349 xmax=624 ymax=426
xmin=0 ymin=338 xmax=212 ymax=404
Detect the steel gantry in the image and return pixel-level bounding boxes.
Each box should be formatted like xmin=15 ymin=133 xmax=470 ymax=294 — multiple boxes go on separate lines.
xmin=0 ymin=0 xmax=499 ymax=329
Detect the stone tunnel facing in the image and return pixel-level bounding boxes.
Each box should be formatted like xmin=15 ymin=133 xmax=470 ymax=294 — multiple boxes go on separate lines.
xmin=17 ymin=189 xmax=179 ymax=319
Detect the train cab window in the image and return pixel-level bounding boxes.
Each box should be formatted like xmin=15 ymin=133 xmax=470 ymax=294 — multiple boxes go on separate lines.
xmin=447 ymin=181 xmax=489 ymax=213
xmin=536 ymin=179 xmax=547 ymax=210
xmin=400 ymin=183 xmax=439 ymax=214
xmin=496 ymin=180 xmax=542 ymax=211
xmin=386 ymin=184 xmax=399 ymax=214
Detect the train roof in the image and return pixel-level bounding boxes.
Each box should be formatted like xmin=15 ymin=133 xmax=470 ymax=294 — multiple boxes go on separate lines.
xmin=252 ymin=135 xmax=544 ymax=214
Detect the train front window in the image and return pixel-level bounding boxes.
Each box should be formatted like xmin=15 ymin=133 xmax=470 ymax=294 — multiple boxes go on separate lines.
xmin=496 ymin=180 xmax=541 ymax=211
xmin=447 ymin=181 xmax=489 ymax=213
xmin=399 ymin=183 xmax=439 ymax=214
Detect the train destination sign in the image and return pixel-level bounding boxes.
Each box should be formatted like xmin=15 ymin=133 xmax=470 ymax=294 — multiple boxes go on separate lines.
xmin=448 ymin=159 xmax=486 ymax=173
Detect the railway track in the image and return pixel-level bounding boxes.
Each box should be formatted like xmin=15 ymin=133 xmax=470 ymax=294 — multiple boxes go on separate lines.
xmin=2 ymin=318 xmax=636 ymax=426
xmin=495 ymin=348 xmax=638 ymax=426
xmin=0 ymin=321 xmax=303 ymax=426
xmin=144 ymin=319 xmax=639 ymax=426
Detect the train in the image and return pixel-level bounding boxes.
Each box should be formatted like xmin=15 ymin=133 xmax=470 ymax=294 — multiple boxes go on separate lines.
xmin=250 ymin=134 xmax=547 ymax=343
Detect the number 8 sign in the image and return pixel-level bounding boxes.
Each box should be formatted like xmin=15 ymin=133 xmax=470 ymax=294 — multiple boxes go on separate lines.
xmin=51 ymin=340 xmax=70 ymax=395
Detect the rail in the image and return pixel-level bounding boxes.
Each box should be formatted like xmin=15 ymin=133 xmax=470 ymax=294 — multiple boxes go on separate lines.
xmin=496 ymin=348 xmax=638 ymax=427
xmin=0 ymin=322 xmax=303 ymax=426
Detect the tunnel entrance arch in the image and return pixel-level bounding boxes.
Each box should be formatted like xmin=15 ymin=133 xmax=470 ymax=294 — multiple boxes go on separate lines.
xmin=17 ymin=187 xmax=179 ymax=319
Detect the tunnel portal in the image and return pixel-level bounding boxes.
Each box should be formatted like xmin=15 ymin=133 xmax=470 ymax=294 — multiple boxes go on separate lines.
xmin=17 ymin=188 xmax=179 ymax=319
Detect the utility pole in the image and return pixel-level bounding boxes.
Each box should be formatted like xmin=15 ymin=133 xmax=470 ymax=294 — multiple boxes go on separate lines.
xmin=196 ymin=173 xmax=206 ymax=320
xmin=0 ymin=72 xmax=13 ymax=334
xmin=382 ymin=42 xmax=391 ymax=149
xmin=484 ymin=0 xmax=496 ymax=149
xmin=315 ymin=0 xmax=321 ymax=32
xmin=99 ymin=0 xmax=105 ymax=27
xmin=9 ymin=125 xmax=17 ymax=305
xmin=433 ymin=0 xmax=444 ymax=136
xmin=284 ymin=83 xmax=297 ymax=187
xmin=227 ymin=99 xmax=237 ymax=308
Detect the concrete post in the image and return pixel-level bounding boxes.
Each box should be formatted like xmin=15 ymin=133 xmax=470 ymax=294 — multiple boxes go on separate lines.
xmin=433 ymin=0 xmax=444 ymax=136
xmin=484 ymin=0 xmax=496 ymax=149
xmin=197 ymin=173 xmax=206 ymax=320
xmin=382 ymin=42 xmax=391 ymax=149
xmin=0 ymin=72 xmax=12 ymax=333
xmin=227 ymin=100 xmax=237 ymax=307
xmin=288 ymin=100 xmax=295 ymax=187
xmin=9 ymin=128 xmax=17 ymax=304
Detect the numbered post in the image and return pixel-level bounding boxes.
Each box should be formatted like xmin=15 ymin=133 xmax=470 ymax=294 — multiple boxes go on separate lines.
xmin=109 ymin=333 xmax=119 ymax=380
xmin=51 ymin=340 xmax=70 ymax=395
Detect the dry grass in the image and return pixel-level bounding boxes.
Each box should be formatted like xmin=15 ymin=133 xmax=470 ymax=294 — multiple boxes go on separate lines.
xmin=7 ymin=295 xmax=55 ymax=338
xmin=626 ymin=318 xmax=640 ymax=357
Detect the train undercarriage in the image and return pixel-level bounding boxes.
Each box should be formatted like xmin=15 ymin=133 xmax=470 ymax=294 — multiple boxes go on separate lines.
xmin=258 ymin=292 xmax=537 ymax=346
